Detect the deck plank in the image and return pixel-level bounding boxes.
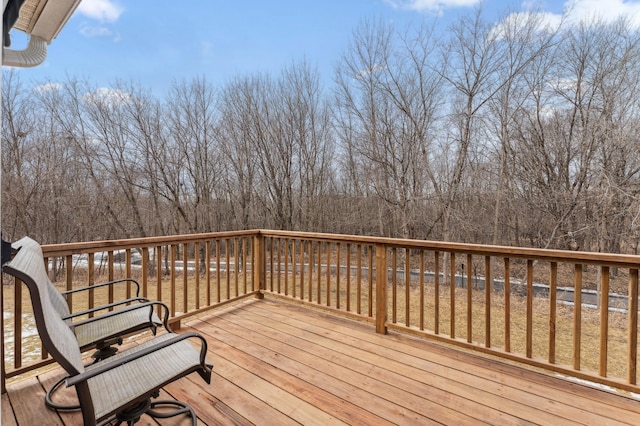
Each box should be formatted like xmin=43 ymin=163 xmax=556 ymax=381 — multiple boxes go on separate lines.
xmin=162 ymin=375 xmax=250 ymax=426
xmin=38 ymin=368 xmax=83 ymax=425
xmin=199 ymin=312 xmax=491 ymax=425
xmin=224 ymin=301 xmax=568 ymax=425
xmin=207 ymin=345 xmax=347 ymax=425
xmin=252 ymin=299 xmax=636 ymax=425
xmin=5 ymin=376 xmax=63 ymax=425
xmin=2 ymin=393 xmax=18 ymax=426
xmin=4 ymin=297 xmax=640 ymax=425
xmin=191 ymin=318 xmax=402 ymax=426
xmin=257 ymin=299 xmax=640 ymax=425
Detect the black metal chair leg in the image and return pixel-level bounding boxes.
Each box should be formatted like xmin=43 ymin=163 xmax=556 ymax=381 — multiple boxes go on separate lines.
xmin=98 ymin=398 xmax=196 ymax=426
xmin=45 ymin=375 xmax=80 ymax=411
xmin=46 ymin=342 xmax=121 ymax=411
xmin=147 ymin=400 xmax=196 ymax=425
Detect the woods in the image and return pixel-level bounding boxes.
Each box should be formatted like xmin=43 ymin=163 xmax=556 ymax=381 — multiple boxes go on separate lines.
xmin=3 ymin=9 xmax=640 ymax=254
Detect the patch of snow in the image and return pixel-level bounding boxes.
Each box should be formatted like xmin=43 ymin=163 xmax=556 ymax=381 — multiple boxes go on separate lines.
xmin=556 ymin=374 xmax=640 ymax=399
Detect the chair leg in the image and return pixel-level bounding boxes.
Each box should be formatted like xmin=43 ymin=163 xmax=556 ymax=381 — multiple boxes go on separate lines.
xmin=99 ymin=397 xmax=196 ymax=426
xmin=114 ymin=399 xmax=150 ymax=425
xmin=46 ymin=340 xmax=122 ymax=411
xmin=147 ymin=400 xmax=196 ymax=426
xmin=45 ymin=375 xmax=80 ymax=411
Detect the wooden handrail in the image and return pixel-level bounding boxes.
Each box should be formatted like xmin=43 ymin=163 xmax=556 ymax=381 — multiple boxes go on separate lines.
xmin=3 ymin=229 xmax=640 ymax=395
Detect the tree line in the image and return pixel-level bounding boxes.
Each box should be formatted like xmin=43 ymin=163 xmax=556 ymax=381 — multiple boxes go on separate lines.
xmin=3 ymin=8 xmax=640 ymax=254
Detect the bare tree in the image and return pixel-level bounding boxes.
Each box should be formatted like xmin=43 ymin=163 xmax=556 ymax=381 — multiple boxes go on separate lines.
xmin=487 ymin=8 xmax=561 ymax=245
xmin=165 ymin=77 xmax=223 ymax=233
xmin=279 ymin=61 xmax=335 ymax=231
xmin=334 ymin=18 xmax=443 ymax=239
xmin=217 ymin=76 xmax=260 ymax=230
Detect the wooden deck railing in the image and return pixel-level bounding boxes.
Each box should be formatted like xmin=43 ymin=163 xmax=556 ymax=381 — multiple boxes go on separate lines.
xmin=1 ymin=230 xmax=259 ymax=389
xmin=3 ymin=229 xmax=640 ymax=394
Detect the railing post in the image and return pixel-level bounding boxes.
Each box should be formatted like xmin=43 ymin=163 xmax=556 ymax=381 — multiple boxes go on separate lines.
xmin=253 ymin=234 xmax=265 ymax=299
xmin=375 ymin=244 xmax=388 ymax=334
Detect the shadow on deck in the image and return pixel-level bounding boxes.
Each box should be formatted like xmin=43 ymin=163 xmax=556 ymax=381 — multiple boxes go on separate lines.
xmin=3 ymin=297 xmax=640 ymax=425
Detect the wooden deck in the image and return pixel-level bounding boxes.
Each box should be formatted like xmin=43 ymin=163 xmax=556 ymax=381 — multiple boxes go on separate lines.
xmin=3 ymin=297 xmax=640 ymax=425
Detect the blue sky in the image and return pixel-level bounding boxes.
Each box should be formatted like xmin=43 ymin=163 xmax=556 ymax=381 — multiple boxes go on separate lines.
xmin=7 ymin=0 xmax=640 ymax=95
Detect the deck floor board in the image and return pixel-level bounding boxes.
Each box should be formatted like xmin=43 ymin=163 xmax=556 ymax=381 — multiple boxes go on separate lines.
xmin=3 ymin=297 xmax=640 ymax=425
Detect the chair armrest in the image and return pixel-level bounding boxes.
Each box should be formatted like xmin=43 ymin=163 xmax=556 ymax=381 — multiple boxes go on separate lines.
xmin=65 ymin=332 xmax=209 ymax=387
xmin=62 ymin=297 xmax=150 ymax=320
xmin=70 ymin=301 xmax=170 ymax=331
xmin=61 ymin=278 xmax=141 ymax=298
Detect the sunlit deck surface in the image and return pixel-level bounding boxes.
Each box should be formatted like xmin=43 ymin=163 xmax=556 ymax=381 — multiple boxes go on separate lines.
xmin=3 ymin=297 xmax=640 ymax=425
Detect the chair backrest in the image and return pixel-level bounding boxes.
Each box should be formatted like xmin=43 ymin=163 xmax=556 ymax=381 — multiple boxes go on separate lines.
xmin=3 ymin=237 xmax=84 ymax=375
xmin=11 ymin=237 xmax=72 ymax=321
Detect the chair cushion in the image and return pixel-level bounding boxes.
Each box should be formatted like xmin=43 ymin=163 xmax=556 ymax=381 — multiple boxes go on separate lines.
xmin=85 ymin=333 xmax=204 ymax=420
xmin=73 ymin=307 xmax=161 ymax=347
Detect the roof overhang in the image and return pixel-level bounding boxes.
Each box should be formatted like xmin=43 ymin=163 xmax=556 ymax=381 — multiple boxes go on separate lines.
xmin=2 ymin=0 xmax=83 ymax=67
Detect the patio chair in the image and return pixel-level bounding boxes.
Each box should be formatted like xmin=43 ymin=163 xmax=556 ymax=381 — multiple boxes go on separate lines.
xmin=6 ymin=237 xmax=168 ymax=411
xmin=4 ymin=236 xmax=212 ymax=425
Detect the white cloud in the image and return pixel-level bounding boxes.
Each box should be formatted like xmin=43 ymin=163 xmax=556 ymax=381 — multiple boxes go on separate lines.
xmin=83 ymin=87 xmax=132 ymax=107
xmin=493 ymin=0 xmax=640 ymax=42
xmin=490 ymin=10 xmax=562 ymax=41
xmin=564 ymin=0 xmax=640 ymax=28
xmin=77 ymin=0 xmax=123 ymax=23
xmin=79 ymin=23 xmax=113 ymax=38
xmin=385 ymin=0 xmax=640 ymax=28
xmin=33 ymin=82 xmax=63 ymax=93
xmin=384 ymin=0 xmax=479 ymax=13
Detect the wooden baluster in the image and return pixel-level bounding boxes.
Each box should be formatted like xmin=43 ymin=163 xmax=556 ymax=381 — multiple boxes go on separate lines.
xmin=205 ymin=241 xmax=211 ymax=306
xmin=392 ymin=248 xmax=397 ymax=324
xmin=485 ymin=256 xmax=491 ymax=348
xmin=216 ymin=241 xmax=221 ymax=303
xmin=326 ymin=242 xmax=331 ymax=307
xmin=141 ymin=248 xmax=148 ymax=300
xmin=346 ymin=243 xmax=351 ymax=312
xmin=405 ymin=248 xmax=410 ymax=327
xmin=419 ymin=250 xmax=425 ymax=331
xmin=336 ymin=243 xmax=341 ymax=310
xmin=376 ymin=244 xmax=388 ymax=334
xmin=195 ymin=242 xmax=200 ymax=310
xmin=88 ymin=253 xmax=95 ymax=317
xmin=526 ymin=260 xmax=533 ymax=358
xmin=434 ymin=251 xmax=440 ymax=335
xmin=450 ymin=252 xmax=456 ymax=339
xmin=467 ymin=254 xmax=472 ymax=343
xmin=573 ymin=264 xmax=582 ymax=370
xmin=504 ymin=258 xmax=511 ymax=352
xmin=599 ymin=266 xmax=610 ymax=377
xmin=628 ymin=269 xmax=638 ymax=385
xmin=549 ymin=262 xmax=557 ymax=364
xmin=368 ymin=248 xmax=374 ymax=318
xmin=108 ymin=251 xmax=114 ymax=308
xmin=126 ymin=249 xmax=132 ymax=300
xmin=357 ymin=245 xmax=362 ymax=315
xmin=170 ymin=245 xmax=176 ymax=317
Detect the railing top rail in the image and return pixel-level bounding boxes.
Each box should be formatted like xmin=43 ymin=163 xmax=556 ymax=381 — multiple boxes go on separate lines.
xmin=41 ymin=230 xmax=260 ymax=257
xmin=259 ymin=230 xmax=640 ymax=269
xmin=36 ymin=228 xmax=640 ymax=267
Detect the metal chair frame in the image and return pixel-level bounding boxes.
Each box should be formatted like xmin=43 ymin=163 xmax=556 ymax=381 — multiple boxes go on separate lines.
xmin=4 ymin=237 xmax=212 ymax=425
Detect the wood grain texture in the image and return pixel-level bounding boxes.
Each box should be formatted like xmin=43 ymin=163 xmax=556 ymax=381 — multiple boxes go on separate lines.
xmin=5 ymin=297 xmax=640 ymax=425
